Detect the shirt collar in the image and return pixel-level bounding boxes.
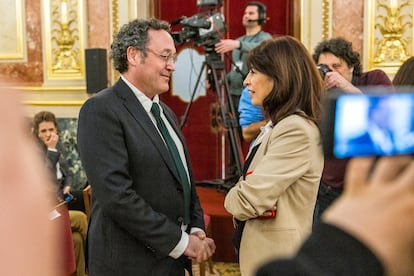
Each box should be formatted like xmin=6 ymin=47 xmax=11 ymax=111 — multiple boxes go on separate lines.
xmin=121 ymin=75 xmax=160 ymax=113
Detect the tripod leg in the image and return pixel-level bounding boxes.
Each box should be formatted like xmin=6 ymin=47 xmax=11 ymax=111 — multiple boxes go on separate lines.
xmin=180 ymin=61 xmax=207 ymax=129
xmin=209 ymin=63 xmax=244 ymax=181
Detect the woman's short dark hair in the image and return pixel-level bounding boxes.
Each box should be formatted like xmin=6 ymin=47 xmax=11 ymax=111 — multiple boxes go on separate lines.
xmin=312 ymin=37 xmax=362 ymax=77
xmin=246 ymin=36 xmax=325 ymax=125
xmin=110 ymin=18 xmax=171 ymax=73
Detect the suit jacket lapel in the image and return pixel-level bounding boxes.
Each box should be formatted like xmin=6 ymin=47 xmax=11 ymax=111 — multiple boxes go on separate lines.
xmin=113 ymin=79 xmax=181 ymax=183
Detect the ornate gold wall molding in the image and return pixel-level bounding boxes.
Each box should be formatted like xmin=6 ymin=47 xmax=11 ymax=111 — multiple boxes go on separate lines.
xmin=364 ymin=0 xmax=413 ymax=75
xmin=111 ymin=0 xmax=119 ymax=36
xmin=42 ymin=0 xmax=87 ymax=84
xmin=0 ymin=0 xmax=26 ymax=62
xmin=300 ymin=0 xmax=332 ymax=52
xmin=321 ymin=0 xmax=330 ymax=40
xmin=111 ymin=0 xmax=119 ymax=82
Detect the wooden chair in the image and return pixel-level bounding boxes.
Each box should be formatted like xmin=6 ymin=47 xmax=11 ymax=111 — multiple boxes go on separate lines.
xmin=82 ymin=184 xmax=92 ymax=221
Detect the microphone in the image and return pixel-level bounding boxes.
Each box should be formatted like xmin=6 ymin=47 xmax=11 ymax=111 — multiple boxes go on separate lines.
xmin=247 ymin=17 xmax=269 ymax=23
xmin=171 ymin=16 xmax=185 ymax=25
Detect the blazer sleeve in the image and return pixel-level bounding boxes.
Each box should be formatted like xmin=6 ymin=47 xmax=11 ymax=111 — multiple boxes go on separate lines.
xmin=255 ymin=223 xmax=384 ymax=276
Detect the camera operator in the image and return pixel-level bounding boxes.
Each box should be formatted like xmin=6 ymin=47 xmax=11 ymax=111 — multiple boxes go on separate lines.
xmin=215 ymin=1 xmax=271 ymax=119
xmin=312 ymin=37 xmax=394 ymax=219
xmin=215 ymin=2 xmax=271 ymax=179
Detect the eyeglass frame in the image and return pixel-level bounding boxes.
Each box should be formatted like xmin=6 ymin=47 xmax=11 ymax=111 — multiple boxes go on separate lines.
xmin=146 ymin=48 xmax=177 ymax=64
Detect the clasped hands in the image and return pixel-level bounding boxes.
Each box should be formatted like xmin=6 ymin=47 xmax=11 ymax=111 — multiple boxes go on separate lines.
xmin=184 ymin=231 xmax=216 ymax=263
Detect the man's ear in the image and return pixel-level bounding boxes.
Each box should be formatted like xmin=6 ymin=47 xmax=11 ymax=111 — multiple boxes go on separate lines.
xmin=126 ymin=46 xmax=139 ymax=64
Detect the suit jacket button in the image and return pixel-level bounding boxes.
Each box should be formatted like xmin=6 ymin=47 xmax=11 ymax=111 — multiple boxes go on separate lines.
xmin=145 ymin=245 xmax=156 ymax=253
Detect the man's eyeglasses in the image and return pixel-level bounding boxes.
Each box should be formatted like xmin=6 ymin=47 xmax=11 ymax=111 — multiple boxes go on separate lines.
xmin=146 ymin=48 xmax=177 ymax=65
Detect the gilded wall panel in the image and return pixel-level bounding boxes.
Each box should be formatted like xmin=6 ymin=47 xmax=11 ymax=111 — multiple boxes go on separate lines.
xmin=42 ymin=0 xmax=87 ymax=84
xmin=364 ymin=0 xmax=414 ymax=75
xmin=0 ymin=0 xmax=27 ymax=62
xmin=300 ymin=0 xmax=331 ymax=52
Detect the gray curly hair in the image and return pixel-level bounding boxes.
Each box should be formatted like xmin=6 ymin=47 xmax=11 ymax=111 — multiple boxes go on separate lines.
xmin=110 ymin=18 xmax=171 ymax=73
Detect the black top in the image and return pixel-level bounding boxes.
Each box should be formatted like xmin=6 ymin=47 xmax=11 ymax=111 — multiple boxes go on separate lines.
xmin=255 ymin=222 xmax=384 ymax=276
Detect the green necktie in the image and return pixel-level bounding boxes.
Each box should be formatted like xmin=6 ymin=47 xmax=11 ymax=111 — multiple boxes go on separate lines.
xmin=151 ymin=103 xmax=191 ymax=224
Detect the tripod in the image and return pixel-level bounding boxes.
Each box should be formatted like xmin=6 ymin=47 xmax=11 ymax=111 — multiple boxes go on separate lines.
xmin=180 ymin=48 xmax=243 ymax=191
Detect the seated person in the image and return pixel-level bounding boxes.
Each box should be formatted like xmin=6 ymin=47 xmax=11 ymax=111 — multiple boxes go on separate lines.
xmin=33 ymin=111 xmax=87 ymax=276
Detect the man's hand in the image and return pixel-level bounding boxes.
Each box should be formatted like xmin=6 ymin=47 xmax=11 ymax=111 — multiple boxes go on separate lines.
xmin=184 ymin=232 xmax=216 ymax=263
xmin=215 ymin=39 xmax=240 ymax=54
xmin=63 ymin=186 xmax=71 ymax=195
xmin=323 ymin=156 xmax=414 ymax=276
xmin=324 ymin=71 xmax=361 ymax=93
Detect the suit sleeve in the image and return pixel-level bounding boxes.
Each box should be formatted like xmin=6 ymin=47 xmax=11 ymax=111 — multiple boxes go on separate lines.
xmin=255 ymin=223 xmax=384 ymax=276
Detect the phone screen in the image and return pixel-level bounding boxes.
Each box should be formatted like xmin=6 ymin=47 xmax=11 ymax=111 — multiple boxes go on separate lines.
xmin=333 ymin=93 xmax=414 ymax=157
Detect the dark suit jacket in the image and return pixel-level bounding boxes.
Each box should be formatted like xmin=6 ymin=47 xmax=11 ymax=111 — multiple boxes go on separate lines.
xmin=46 ymin=142 xmax=73 ymax=198
xmin=77 ymin=79 xmax=205 ymax=276
xmin=255 ymin=223 xmax=384 ymax=276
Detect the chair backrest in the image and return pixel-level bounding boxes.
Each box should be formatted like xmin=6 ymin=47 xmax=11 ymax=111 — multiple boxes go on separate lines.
xmin=82 ymin=184 xmax=92 ymax=221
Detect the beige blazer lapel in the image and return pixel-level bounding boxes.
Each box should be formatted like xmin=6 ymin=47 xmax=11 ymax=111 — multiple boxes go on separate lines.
xmin=246 ymin=127 xmax=272 ymax=173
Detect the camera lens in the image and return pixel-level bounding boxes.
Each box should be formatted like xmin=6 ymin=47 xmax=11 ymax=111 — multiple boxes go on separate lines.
xmin=317 ymin=64 xmax=331 ymax=79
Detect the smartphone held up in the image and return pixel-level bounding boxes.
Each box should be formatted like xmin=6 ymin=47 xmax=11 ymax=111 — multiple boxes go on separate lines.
xmin=321 ymin=87 xmax=414 ymax=158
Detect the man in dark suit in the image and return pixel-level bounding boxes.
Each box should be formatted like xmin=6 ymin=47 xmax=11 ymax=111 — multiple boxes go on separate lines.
xmin=77 ymin=18 xmax=215 ymax=276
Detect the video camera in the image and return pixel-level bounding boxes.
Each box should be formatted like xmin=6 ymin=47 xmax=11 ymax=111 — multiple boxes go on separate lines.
xmin=171 ymin=0 xmax=225 ymax=50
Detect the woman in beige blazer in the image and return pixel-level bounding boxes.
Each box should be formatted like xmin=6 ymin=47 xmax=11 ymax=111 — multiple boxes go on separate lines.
xmin=224 ymin=36 xmax=325 ymax=276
